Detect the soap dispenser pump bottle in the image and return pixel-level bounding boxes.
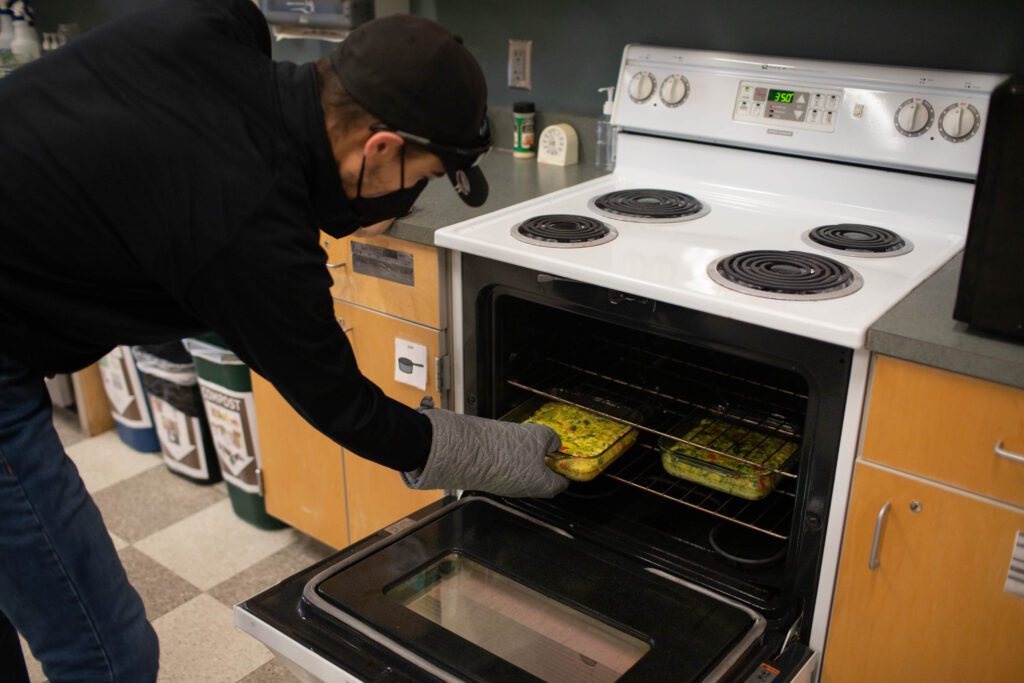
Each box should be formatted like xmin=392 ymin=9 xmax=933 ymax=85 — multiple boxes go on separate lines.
xmin=595 ymin=87 xmax=617 ymax=170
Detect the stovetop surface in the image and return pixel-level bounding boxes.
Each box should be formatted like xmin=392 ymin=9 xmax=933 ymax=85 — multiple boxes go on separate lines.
xmin=437 ymin=134 xmax=973 ymax=348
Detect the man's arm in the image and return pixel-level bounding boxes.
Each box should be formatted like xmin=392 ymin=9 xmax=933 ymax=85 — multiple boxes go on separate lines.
xmin=183 ymin=228 xmax=432 ymax=471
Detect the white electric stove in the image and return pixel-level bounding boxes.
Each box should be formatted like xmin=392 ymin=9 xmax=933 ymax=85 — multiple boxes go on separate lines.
xmin=435 ymin=46 xmax=1006 ymax=664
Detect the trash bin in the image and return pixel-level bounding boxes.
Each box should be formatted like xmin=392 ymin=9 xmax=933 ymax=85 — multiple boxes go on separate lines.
xmin=98 ymin=345 xmax=161 ymax=453
xmin=183 ymin=335 xmax=286 ymax=530
xmin=133 ymin=342 xmax=222 ymax=485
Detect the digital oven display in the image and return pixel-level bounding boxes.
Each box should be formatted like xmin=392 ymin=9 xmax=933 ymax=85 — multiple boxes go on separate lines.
xmin=768 ymin=89 xmax=796 ymax=104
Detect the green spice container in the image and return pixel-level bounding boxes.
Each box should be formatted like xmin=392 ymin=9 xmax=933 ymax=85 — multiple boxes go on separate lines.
xmin=513 ymin=101 xmax=536 ymax=158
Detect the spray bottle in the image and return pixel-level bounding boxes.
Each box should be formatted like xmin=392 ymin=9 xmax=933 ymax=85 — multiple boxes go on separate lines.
xmin=0 ymin=1 xmax=15 ymax=67
xmin=10 ymin=0 xmax=39 ymax=64
xmin=596 ymin=87 xmax=617 ymax=170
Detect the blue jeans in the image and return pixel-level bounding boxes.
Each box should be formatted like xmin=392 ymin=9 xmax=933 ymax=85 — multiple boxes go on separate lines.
xmin=0 ymin=354 xmax=159 ymax=682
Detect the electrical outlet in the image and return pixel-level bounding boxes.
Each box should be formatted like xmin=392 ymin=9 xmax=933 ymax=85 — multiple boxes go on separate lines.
xmin=508 ymin=39 xmax=532 ymax=90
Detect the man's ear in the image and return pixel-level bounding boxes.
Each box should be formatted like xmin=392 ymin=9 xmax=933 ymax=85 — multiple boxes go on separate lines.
xmin=363 ymin=130 xmax=404 ymax=162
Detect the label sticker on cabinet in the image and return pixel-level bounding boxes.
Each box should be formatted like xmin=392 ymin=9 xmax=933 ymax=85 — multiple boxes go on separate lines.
xmin=351 ymin=242 xmax=414 ymax=286
xmin=742 ymin=662 xmax=780 ymax=682
xmin=1005 ymin=530 xmax=1024 ymax=598
xmin=395 ymin=338 xmax=427 ymax=391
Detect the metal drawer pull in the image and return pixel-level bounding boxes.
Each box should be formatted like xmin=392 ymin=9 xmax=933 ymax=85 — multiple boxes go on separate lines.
xmin=326 ymin=260 xmax=348 ymax=270
xmin=995 ymin=441 xmax=1024 ymax=464
xmin=868 ymin=501 xmax=891 ymax=571
xmin=337 ymin=318 xmax=353 ymax=333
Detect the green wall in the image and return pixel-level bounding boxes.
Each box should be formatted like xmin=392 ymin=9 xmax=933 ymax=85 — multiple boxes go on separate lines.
xmin=414 ymin=0 xmax=1024 ymax=115
xmin=33 ymin=0 xmax=1024 ymax=118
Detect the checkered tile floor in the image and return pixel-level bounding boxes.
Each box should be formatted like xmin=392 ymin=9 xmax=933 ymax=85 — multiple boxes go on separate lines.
xmin=20 ymin=409 xmax=332 ymax=682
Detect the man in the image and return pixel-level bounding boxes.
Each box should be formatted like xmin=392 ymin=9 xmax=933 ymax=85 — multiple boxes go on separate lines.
xmin=0 ymin=1 xmax=566 ymax=680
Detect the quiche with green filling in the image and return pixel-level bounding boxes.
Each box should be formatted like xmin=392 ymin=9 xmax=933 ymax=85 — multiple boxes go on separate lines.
xmin=524 ymin=401 xmax=638 ymax=481
xmin=660 ymin=418 xmax=798 ymax=500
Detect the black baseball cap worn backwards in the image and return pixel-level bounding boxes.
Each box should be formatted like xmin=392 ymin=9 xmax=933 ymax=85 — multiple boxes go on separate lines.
xmin=330 ymin=15 xmax=492 ymax=207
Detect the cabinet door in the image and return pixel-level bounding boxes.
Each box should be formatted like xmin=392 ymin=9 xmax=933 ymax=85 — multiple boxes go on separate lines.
xmin=334 ymin=300 xmax=442 ymax=542
xmin=822 ymin=462 xmax=1024 ymax=683
xmin=252 ymin=373 xmax=348 ymax=549
xmin=326 ymin=233 xmax=443 ymax=329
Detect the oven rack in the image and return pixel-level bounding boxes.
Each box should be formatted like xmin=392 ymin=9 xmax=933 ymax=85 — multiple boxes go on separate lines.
xmin=507 ymin=360 xmax=801 ymax=479
xmin=605 ymin=441 xmax=795 ymax=540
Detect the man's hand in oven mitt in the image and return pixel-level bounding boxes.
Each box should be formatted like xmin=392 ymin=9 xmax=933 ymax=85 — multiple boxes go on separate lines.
xmin=402 ymin=409 xmax=569 ymax=498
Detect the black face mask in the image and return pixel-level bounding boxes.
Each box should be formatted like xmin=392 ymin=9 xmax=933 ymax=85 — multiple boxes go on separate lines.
xmin=350 ymin=145 xmax=427 ymax=224
xmin=319 ymin=142 xmax=429 ymax=238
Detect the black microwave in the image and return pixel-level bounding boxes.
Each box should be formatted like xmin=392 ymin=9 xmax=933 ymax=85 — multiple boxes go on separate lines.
xmin=954 ymin=77 xmax=1024 ymax=340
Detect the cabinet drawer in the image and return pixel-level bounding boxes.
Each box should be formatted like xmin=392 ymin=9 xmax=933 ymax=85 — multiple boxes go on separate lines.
xmin=862 ymin=355 xmax=1024 ymax=507
xmin=334 ymin=300 xmax=444 ymax=408
xmin=320 ymin=232 xmax=443 ymax=329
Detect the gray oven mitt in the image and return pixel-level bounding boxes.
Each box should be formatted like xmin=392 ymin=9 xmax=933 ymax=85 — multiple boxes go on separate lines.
xmin=402 ymin=409 xmax=569 ymax=498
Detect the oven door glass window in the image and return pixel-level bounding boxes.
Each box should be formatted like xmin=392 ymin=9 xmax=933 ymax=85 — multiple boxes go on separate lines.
xmin=387 ymin=552 xmax=650 ymax=683
xmin=308 ymin=498 xmax=764 ymax=682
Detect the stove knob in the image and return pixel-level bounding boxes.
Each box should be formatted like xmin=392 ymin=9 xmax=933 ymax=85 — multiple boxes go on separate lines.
xmin=628 ymin=71 xmax=656 ymax=103
xmin=659 ymin=74 xmax=690 ymax=107
xmin=894 ymin=98 xmax=934 ymax=136
xmin=938 ymin=102 xmax=980 ymax=142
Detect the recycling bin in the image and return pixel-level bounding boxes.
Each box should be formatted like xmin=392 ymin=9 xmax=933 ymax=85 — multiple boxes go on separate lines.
xmin=98 ymin=345 xmax=161 ymax=452
xmin=183 ymin=336 xmax=286 ymax=530
xmin=133 ymin=342 xmax=222 ymax=485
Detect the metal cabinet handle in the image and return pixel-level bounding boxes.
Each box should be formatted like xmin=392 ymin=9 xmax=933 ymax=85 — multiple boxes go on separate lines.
xmin=995 ymin=440 xmax=1024 ymax=464
xmin=326 ymin=260 xmax=348 ymax=270
xmin=337 ymin=318 xmax=353 ymax=334
xmin=868 ymin=501 xmax=891 ymax=570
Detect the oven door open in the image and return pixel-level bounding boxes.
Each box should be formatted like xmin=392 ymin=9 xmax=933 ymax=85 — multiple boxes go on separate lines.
xmin=302 ymin=495 xmax=766 ymax=683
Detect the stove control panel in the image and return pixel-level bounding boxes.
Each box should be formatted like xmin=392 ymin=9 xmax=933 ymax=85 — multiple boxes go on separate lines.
xmin=733 ymin=81 xmax=843 ymax=131
xmin=611 ymin=45 xmax=1008 ymax=179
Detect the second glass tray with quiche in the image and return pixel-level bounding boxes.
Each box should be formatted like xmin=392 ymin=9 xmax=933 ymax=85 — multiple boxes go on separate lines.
xmin=501 ymin=392 xmax=641 ymax=482
xmin=658 ymin=416 xmax=799 ymax=500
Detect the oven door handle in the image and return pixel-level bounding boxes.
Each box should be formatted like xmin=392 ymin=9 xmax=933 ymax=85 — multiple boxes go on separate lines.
xmin=868 ymin=500 xmax=891 ymax=570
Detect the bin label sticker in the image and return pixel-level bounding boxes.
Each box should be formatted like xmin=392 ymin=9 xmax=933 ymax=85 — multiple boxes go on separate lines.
xmin=198 ymin=380 xmax=261 ymax=493
xmin=351 ymin=241 xmax=415 ymax=287
xmin=98 ymin=346 xmax=153 ymax=429
xmin=149 ymin=395 xmax=210 ymax=480
xmin=394 ymin=338 xmax=428 ymax=391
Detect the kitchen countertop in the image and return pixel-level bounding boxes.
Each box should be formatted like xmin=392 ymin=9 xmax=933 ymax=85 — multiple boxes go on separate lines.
xmin=867 ymin=253 xmax=1024 ymax=390
xmin=387 ymin=149 xmax=609 ymax=245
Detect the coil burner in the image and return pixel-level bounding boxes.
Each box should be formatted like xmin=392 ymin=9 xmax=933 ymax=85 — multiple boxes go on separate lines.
xmin=708 ymin=250 xmax=863 ymax=301
xmin=588 ymin=189 xmax=710 ymax=223
xmin=803 ymin=224 xmax=913 ymax=257
xmin=512 ymin=214 xmax=618 ymax=248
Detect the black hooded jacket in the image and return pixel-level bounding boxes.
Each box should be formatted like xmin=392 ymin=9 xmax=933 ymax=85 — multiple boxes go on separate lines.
xmin=0 ymin=0 xmax=432 ymax=470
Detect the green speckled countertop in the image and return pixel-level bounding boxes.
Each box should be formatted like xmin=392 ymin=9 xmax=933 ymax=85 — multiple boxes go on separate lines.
xmin=867 ymin=253 xmax=1024 ymax=389
xmin=387 ymin=149 xmax=608 ymax=245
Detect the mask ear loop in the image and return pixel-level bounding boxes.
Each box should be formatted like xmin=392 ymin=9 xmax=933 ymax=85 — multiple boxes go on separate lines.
xmin=399 ymin=141 xmax=406 ymax=189
xmin=355 ymin=154 xmax=367 ymax=199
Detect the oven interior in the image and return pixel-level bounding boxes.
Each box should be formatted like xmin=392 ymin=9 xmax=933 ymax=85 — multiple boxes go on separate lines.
xmin=464 ymin=257 xmax=853 ymax=635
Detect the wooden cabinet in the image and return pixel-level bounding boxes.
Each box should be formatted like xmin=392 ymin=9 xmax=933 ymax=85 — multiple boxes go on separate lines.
xmin=252 ymin=233 xmax=447 ymax=548
xmin=252 ymin=373 xmax=347 ymax=548
xmin=332 ymin=294 xmax=444 ymax=542
xmin=822 ymin=356 xmax=1024 ymax=683
xmin=322 ymin=233 xmax=445 ymax=329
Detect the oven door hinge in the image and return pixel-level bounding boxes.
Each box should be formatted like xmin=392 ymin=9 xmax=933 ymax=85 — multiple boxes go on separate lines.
xmin=434 ymin=355 xmax=450 ymax=394
xmin=255 ymin=467 xmax=265 ymax=497
xmin=778 ymin=614 xmax=802 ymax=657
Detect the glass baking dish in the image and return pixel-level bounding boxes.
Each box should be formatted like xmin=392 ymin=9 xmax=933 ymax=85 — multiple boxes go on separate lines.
xmin=658 ymin=416 xmax=798 ymax=500
xmin=501 ymin=391 xmax=642 ymax=482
